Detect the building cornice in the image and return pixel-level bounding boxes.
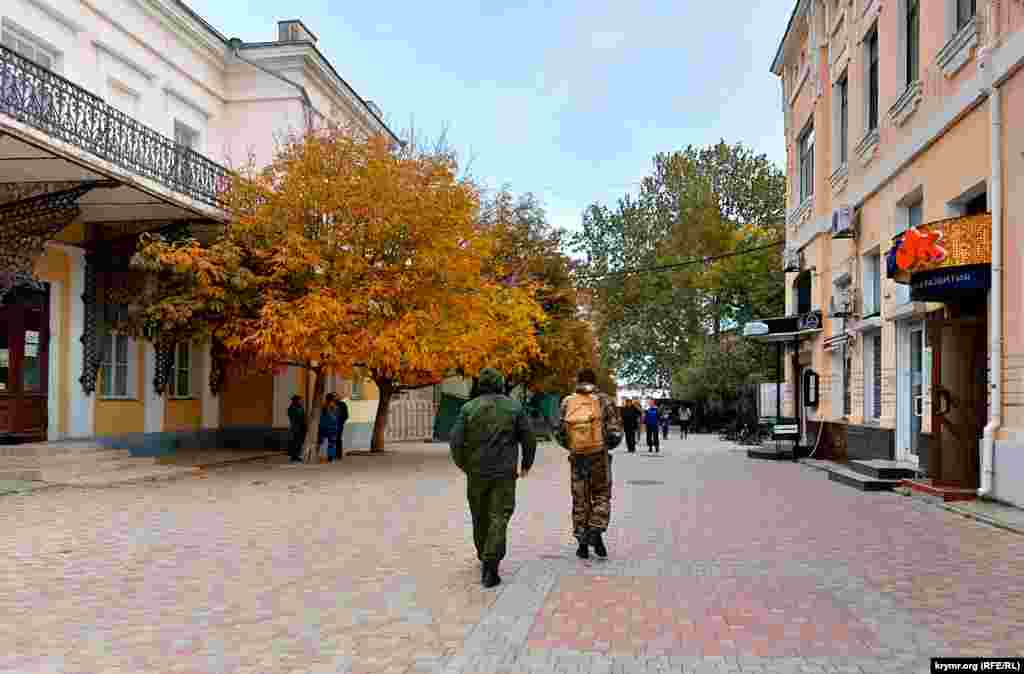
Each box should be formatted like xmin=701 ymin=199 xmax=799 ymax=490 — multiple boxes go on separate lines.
xmin=771 ymin=0 xmax=810 ymax=75
xmin=80 ymin=0 xmax=228 ymax=103
xmin=134 ymin=0 xmax=228 ymax=65
xmin=238 ymin=42 xmax=400 ymax=142
xmin=23 ymin=0 xmax=85 ymax=35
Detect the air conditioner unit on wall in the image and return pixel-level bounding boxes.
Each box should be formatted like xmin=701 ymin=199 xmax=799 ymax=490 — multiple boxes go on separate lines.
xmin=830 ymin=206 xmax=855 ymax=239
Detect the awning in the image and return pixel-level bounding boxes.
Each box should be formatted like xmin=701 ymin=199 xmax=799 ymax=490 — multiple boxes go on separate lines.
xmin=742 ymin=310 xmax=823 ymax=343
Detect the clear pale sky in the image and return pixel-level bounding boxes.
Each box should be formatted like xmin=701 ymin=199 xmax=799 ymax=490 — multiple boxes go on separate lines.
xmin=190 ymin=0 xmax=793 ymax=233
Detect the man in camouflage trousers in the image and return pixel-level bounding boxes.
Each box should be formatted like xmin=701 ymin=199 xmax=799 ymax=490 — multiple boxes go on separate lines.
xmin=450 ymin=368 xmax=537 ymax=588
xmin=556 ymin=369 xmax=623 ymax=559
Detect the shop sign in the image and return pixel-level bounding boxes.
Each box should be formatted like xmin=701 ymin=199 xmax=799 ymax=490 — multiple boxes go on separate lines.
xmin=797 ymin=311 xmax=821 ymax=331
xmin=910 ymin=265 xmax=991 ymax=302
xmin=887 ymin=214 xmax=991 ymax=283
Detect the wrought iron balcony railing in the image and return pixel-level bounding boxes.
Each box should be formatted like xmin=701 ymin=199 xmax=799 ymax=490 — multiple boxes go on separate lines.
xmin=0 ymin=44 xmax=229 ymax=209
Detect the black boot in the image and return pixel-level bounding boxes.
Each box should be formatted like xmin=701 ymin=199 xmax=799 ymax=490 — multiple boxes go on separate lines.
xmin=576 ymin=538 xmax=589 ymax=559
xmin=482 ymin=561 xmax=501 ymax=588
xmin=590 ymin=530 xmax=608 ymax=558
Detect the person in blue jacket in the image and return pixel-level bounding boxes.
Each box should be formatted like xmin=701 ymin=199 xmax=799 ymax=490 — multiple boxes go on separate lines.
xmin=643 ymin=400 xmax=660 ymax=453
xmin=318 ymin=394 xmax=341 ymax=462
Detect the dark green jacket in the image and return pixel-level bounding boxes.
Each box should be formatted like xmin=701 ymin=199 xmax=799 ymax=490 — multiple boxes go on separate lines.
xmin=450 ymin=369 xmax=537 ymax=479
xmin=288 ymin=402 xmax=307 ymax=433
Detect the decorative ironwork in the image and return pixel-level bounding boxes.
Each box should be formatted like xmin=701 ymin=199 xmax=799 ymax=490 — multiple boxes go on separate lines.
xmin=154 ymin=344 xmax=175 ymax=395
xmin=78 ymin=254 xmax=101 ymax=395
xmin=0 ymin=44 xmax=230 ymax=208
xmin=0 ymin=180 xmax=117 ymax=276
xmin=0 ymin=270 xmax=45 ymax=303
xmin=0 ymin=180 xmax=83 ymax=205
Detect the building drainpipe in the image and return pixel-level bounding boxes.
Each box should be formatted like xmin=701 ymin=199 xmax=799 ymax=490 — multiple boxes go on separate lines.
xmin=980 ymin=83 xmax=1002 ymax=498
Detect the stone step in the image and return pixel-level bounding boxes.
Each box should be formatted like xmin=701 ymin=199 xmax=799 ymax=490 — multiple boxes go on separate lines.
xmin=33 ymin=459 xmax=163 ymax=480
xmin=2 ymin=448 xmax=133 ymax=466
xmin=39 ymin=464 xmax=199 ymax=487
xmin=747 ymin=447 xmax=794 ymax=460
xmin=0 ymin=468 xmax=43 ymax=481
xmin=0 ymin=442 xmax=116 ymax=459
xmin=827 ymin=464 xmax=903 ymax=492
xmin=848 ymin=459 xmax=920 ymax=481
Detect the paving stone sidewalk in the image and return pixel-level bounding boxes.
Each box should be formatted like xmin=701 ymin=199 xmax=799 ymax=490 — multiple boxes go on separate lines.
xmin=1 ymin=436 xmax=1022 ymax=674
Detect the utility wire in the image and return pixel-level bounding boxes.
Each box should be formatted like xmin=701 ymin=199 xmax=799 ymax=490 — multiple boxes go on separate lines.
xmin=573 ymin=239 xmax=785 ymax=281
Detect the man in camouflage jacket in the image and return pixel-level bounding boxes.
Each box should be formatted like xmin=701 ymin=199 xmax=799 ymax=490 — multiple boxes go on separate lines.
xmin=555 ymin=369 xmax=622 ymax=559
xmin=450 ymin=368 xmax=537 ymax=588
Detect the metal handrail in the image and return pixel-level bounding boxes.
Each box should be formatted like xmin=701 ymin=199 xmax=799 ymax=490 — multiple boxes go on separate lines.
xmin=0 ymin=44 xmax=229 ymax=209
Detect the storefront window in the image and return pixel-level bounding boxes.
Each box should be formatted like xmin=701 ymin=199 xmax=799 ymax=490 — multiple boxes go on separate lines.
xmin=22 ymin=330 xmax=41 ymax=392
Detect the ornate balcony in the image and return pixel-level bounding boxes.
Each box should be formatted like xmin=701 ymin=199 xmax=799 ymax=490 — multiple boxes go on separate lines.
xmin=0 ymin=43 xmax=229 ymax=209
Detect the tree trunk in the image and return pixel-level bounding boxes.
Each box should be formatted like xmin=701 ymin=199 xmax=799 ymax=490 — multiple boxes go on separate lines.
xmin=302 ymin=367 xmax=326 ymax=463
xmin=370 ymin=376 xmax=395 ymax=452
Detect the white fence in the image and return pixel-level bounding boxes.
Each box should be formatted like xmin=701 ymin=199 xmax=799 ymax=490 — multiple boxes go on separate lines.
xmin=384 ymin=399 xmax=437 ymax=442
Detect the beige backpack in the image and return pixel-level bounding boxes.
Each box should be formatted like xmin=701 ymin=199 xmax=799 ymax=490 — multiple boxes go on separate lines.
xmin=564 ymin=394 xmax=605 ymax=454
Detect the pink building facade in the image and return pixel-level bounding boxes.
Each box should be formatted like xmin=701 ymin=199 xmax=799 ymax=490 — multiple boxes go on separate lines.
xmin=771 ymin=0 xmax=1024 ymax=506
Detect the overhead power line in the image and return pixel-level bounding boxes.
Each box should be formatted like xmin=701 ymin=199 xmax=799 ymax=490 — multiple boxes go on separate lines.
xmin=574 ymin=239 xmax=785 ymax=281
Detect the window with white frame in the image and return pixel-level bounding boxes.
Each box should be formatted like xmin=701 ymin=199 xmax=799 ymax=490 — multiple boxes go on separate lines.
xmin=798 ymin=122 xmax=815 ymax=202
xmin=894 ymin=200 xmax=922 ymax=305
xmin=862 ymin=252 xmax=881 ymax=317
xmin=866 ymin=26 xmax=879 ymax=133
xmin=956 ymin=0 xmax=976 ymax=32
xmin=906 ymin=0 xmax=920 ymax=86
xmin=100 ymin=304 xmax=134 ymax=399
xmin=174 ymin=120 xmax=198 ymax=150
xmin=170 ymin=342 xmax=192 ymax=398
xmin=1 ymin=23 xmax=58 ymax=70
xmin=831 ymin=72 xmax=847 ymax=167
xmin=864 ymin=331 xmax=883 ymax=421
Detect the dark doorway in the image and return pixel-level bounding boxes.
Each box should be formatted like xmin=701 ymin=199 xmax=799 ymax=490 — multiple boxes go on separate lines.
xmin=927 ymin=315 xmax=986 ymax=488
xmin=0 ymin=283 xmax=50 ymax=443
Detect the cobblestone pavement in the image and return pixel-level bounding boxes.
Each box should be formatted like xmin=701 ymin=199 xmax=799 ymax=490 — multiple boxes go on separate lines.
xmin=2 ymin=435 xmax=1023 ymax=674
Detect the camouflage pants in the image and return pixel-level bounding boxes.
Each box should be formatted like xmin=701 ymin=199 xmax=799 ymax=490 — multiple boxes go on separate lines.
xmin=466 ymin=476 xmax=517 ymax=562
xmin=569 ymin=452 xmax=612 ymax=541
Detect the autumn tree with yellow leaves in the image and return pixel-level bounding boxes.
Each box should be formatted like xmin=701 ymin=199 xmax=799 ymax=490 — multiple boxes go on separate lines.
xmin=479 ymin=189 xmax=602 ymax=396
xmin=129 ymin=123 xmax=545 ymax=458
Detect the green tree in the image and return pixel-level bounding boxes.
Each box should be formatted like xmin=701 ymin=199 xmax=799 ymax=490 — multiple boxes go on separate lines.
xmin=572 ymin=140 xmax=786 ymax=391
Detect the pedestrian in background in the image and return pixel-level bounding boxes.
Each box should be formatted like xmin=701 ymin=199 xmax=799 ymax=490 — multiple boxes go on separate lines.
xmin=287 ymin=395 xmax=306 ymax=462
xmin=319 ymin=393 xmax=340 ymax=462
xmin=680 ymin=405 xmax=692 ymax=439
xmin=557 ymin=369 xmax=622 ymax=560
xmin=660 ymin=406 xmax=671 ymax=440
xmin=621 ymin=398 xmax=641 ymax=453
xmin=644 ymin=400 xmax=660 ymax=453
xmin=450 ymin=368 xmax=536 ymax=588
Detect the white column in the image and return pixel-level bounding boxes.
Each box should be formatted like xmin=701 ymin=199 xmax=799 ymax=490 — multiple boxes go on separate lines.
xmin=66 ymin=248 xmax=94 ymax=438
xmin=200 ymin=342 xmax=219 ymax=428
xmin=47 ymin=279 xmax=63 ymax=441
xmin=143 ymin=343 xmax=164 ymax=433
